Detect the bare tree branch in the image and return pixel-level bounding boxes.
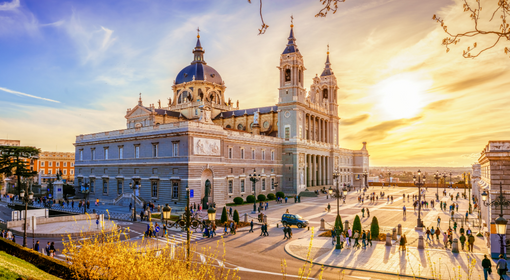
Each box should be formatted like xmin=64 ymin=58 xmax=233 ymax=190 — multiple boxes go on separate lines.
xmin=433 ymin=0 xmax=510 ymax=58
xmin=315 ymin=0 xmax=346 ymax=18
xmin=248 ymin=0 xmax=269 ymax=35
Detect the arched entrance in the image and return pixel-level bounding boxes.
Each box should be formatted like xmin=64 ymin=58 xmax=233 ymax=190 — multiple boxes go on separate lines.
xmin=201 ymin=169 xmax=213 ymax=209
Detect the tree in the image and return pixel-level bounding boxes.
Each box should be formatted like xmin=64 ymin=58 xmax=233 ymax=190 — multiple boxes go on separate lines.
xmin=433 ymin=0 xmax=510 ymax=58
xmin=352 ymin=215 xmax=362 ymax=234
xmin=0 ymin=146 xmax=40 ymax=195
xmin=221 ymin=206 xmax=228 ymax=224
xmin=63 ymin=184 xmax=76 ymax=199
xmin=233 ymin=210 xmax=240 ymax=224
xmin=334 ymin=215 xmax=343 ymax=233
xmin=370 ymin=216 xmax=379 ymax=240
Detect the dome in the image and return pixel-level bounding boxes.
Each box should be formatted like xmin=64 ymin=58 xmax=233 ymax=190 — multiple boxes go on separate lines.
xmin=175 ymin=63 xmax=223 ymax=85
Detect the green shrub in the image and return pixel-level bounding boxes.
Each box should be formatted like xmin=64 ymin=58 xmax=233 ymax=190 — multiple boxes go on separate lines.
xmin=233 ymin=210 xmax=240 ymax=223
xmin=233 ymin=197 xmax=243 ymax=205
xmin=335 ymin=215 xmax=343 ymax=233
xmin=267 ymin=193 xmax=275 ymax=200
xmin=276 ymin=191 xmax=285 ymax=198
xmin=221 ymin=206 xmax=228 ymax=224
xmin=246 ymin=195 xmax=256 ymax=203
xmin=257 ymin=194 xmax=266 ymax=202
xmin=352 ymin=215 xmax=362 ymax=236
xmin=370 ymin=217 xmax=379 ymax=239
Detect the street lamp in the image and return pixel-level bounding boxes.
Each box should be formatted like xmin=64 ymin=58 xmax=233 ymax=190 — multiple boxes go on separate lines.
xmin=185 ymin=185 xmax=191 ymax=268
xmin=481 ymin=182 xmax=510 ymax=258
xmin=449 ymin=172 xmax=452 ymax=188
xmin=81 ymin=180 xmax=90 ymax=214
xmin=467 ymin=173 xmax=472 ymax=214
xmin=249 ymin=170 xmax=261 ymax=214
xmin=19 ymin=179 xmax=34 ymax=248
xmin=434 ymin=171 xmax=440 ymax=201
xmin=388 ymin=171 xmax=391 ymax=187
xmin=162 ymin=204 xmax=172 ymax=225
xmin=413 ymin=170 xmax=426 ymax=228
xmin=332 ymin=169 xmax=343 ymax=249
xmin=129 ymin=181 xmax=139 ymax=221
xmin=442 ymin=172 xmax=447 ymax=193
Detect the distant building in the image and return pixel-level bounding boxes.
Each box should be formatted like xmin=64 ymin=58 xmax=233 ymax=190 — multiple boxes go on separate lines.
xmin=0 ymin=139 xmax=20 ymax=146
xmin=35 ymin=152 xmax=75 ymax=184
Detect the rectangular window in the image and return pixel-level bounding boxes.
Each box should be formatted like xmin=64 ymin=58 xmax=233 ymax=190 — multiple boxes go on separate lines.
xmin=119 ymin=147 xmax=124 ymax=159
xmin=70 ymin=170 xmax=74 ymax=175
xmin=56 ymin=162 xmax=60 ymax=167
xmin=285 ymin=127 xmax=290 ymax=139
xmin=41 ymin=161 xmax=45 ymax=167
xmin=151 ymin=181 xmax=158 ymax=197
xmin=49 ymin=162 xmax=52 ymax=167
xmin=173 ymin=142 xmax=179 ymax=157
xmin=152 ymin=168 xmax=158 ymax=174
xmin=152 ymin=144 xmax=158 ymax=157
xmin=48 ymin=170 xmax=52 ymax=175
xmin=63 ymin=170 xmax=67 ymax=175
xmin=64 ymin=162 xmax=67 ymax=167
xmin=135 ymin=146 xmax=140 ymax=158
xmin=172 ymin=182 xmax=179 ymax=199
xmin=71 ymin=162 xmax=74 ymax=167
xmin=103 ymin=180 xmax=108 ymax=194
xmin=241 ymin=179 xmax=245 ymax=193
xmin=262 ymin=151 xmax=265 ymax=160
xmin=228 ymin=147 xmax=233 ymax=159
xmin=79 ymin=150 xmax=83 ymax=161
xmin=271 ymin=178 xmax=275 ymax=190
xmin=104 ymin=147 xmax=109 ymax=160
xmin=228 ymin=180 xmax=233 ymax=194
xmin=252 ymin=150 xmax=255 ymax=159
xmin=90 ymin=180 xmax=95 ymax=193
xmin=271 ymin=151 xmax=275 ymax=161
xmin=241 ymin=149 xmax=244 ymax=159
xmin=91 ymin=149 xmax=96 ymax=160
xmin=262 ymin=179 xmax=266 ymax=191
xmin=117 ymin=180 xmax=123 ymax=194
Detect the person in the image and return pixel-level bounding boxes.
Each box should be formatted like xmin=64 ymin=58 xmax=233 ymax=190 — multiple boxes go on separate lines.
xmin=287 ymin=226 xmax=293 ymax=239
xmin=224 ymin=223 xmax=228 ymax=235
xmin=453 ymin=222 xmax=457 ymax=233
xmin=211 ymin=223 xmax=217 ymax=237
xmin=430 ymin=227 xmax=435 ymax=240
xmin=249 ymin=219 xmax=254 ymax=233
xmin=468 ymin=233 xmax=475 ymax=252
xmin=459 ymin=233 xmax=466 ymax=250
xmin=467 ymin=227 xmax=472 ymax=235
xmin=353 ymin=231 xmax=360 ymax=248
xmin=229 ymin=207 xmax=233 ymax=218
xmin=367 ymin=230 xmax=372 ymax=247
xmin=403 ymin=205 xmax=406 ymax=217
xmin=460 ymin=225 xmax=465 ymax=235
xmin=12 ymin=235 xmax=15 ymax=243
xmin=399 ymin=234 xmax=407 ymax=251
xmin=497 ymin=254 xmax=507 ymax=280
xmin=361 ymin=208 xmax=365 ymax=218
xmin=204 ymin=225 xmax=210 ymax=238
xmin=45 ymin=242 xmax=51 ymax=256
xmin=34 ymin=240 xmax=40 ymax=252
xmin=283 ymin=225 xmax=288 ymax=239
xmin=331 ymin=229 xmax=336 ymax=245
xmin=426 ymin=227 xmax=431 ymax=242
xmin=482 ymin=254 xmax=492 ymax=280
xmin=263 ymin=223 xmax=269 ymax=236
xmin=435 ymin=227 xmax=441 ymax=241
xmin=443 ymin=232 xmax=449 ymax=248
xmin=361 ymin=230 xmax=367 ymax=249
xmin=327 ymin=203 xmax=331 ymax=212
xmin=285 ymin=196 xmax=288 ymax=203
xmin=367 ymin=208 xmax=370 ymax=218
xmin=437 ymin=216 xmax=441 ymax=227
xmin=345 ymin=232 xmax=351 ymax=248
xmin=285 ymin=209 xmax=289 ymax=214
xmin=129 ymin=202 xmax=132 ymax=212
xmin=49 ymin=242 xmax=56 ymax=258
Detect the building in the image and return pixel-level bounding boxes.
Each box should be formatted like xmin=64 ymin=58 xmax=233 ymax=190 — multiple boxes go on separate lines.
xmin=35 ymin=152 xmax=75 ymax=184
xmin=74 ymin=23 xmax=369 ymax=209
xmin=0 ymin=139 xmax=20 ymax=146
xmin=476 ymin=141 xmax=510 ymax=258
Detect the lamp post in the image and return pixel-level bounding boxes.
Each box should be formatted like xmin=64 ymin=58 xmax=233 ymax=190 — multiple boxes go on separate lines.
xmin=81 ymin=180 xmax=90 ymax=214
xmin=442 ymin=172 xmax=447 ymax=193
xmin=332 ymin=169 xmax=343 ymax=249
xmin=185 ymin=185 xmax=191 ymax=268
xmin=363 ymin=171 xmax=368 ymax=189
xmin=413 ymin=170 xmax=426 ymax=228
xmin=467 ymin=173 xmax=472 ymax=214
xmin=162 ymin=204 xmax=172 ymax=226
xmin=434 ymin=171 xmax=440 ymax=202
xmin=129 ymin=181 xmax=139 ymax=221
xmin=481 ymin=182 xmax=510 ymax=258
xmin=388 ymin=171 xmax=391 ymax=187
xmin=20 ymin=178 xmax=34 ymax=248
xmin=249 ymin=170 xmax=261 ymax=214
xmin=449 ymin=172 xmax=452 ymax=188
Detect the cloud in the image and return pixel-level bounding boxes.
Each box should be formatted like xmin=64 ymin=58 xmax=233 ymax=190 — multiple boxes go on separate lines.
xmin=433 ymin=71 xmax=507 ymax=93
xmin=0 ymin=87 xmax=60 ymax=103
xmin=341 ymin=114 xmax=370 ymax=125
xmin=423 ymin=98 xmax=455 ymax=111
xmin=460 ymin=153 xmax=480 ymax=159
xmin=0 ymin=0 xmax=19 ymax=11
xmin=344 ymin=116 xmax=422 ymax=142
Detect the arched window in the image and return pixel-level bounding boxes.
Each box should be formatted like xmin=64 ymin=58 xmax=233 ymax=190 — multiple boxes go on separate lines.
xmin=226 ymin=125 xmax=231 ymax=129
xmin=299 ymin=69 xmax=302 ymax=83
xmin=178 ymin=91 xmax=189 ymax=104
xmin=323 ymin=88 xmax=328 ymax=99
xmin=237 ymin=124 xmax=244 ymax=130
xmin=285 ymin=69 xmax=291 ymax=82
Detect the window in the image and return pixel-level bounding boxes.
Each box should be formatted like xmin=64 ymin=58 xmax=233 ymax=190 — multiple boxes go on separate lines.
xmin=228 ymin=180 xmax=233 ymax=194
xmin=90 ymin=179 xmax=95 ymax=192
xmin=135 ymin=146 xmax=140 ymax=158
xmin=103 ymin=180 xmax=108 ymax=194
xmin=71 ymin=162 xmax=74 ymax=167
xmin=172 ymin=182 xmax=179 ymax=199
xmin=241 ymin=148 xmax=245 ymax=159
xmin=285 ymin=69 xmax=291 ymax=82
xmin=271 ymin=151 xmax=275 ymax=161
xmin=285 ymin=127 xmax=290 ymax=139
xmin=79 ymin=150 xmax=83 ymax=161
xmin=70 ymin=170 xmax=74 ymax=175
xmin=271 ymin=178 xmax=275 ymax=190
xmin=262 ymin=150 xmax=265 ymax=160
xmin=117 ymin=180 xmax=123 ymax=194
xmin=252 ymin=150 xmax=255 ymax=159
xmin=56 ymin=162 xmax=60 ymax=167
xmin=41 ymin=161 xmax=45 ymax=167
xmin=119 ymin=146 xmax=124 ymax=159
xmin=91 ymin=149 xmax=96 ymax=160
xmin=152 ymin=168 xmax=158 ymax=174
xmin=152 ymin=144 xmax=158 ymax=157
xmin=241 ymin=179 xmax=245 ymax=193
xmin=104 ymin=147 xmax=109 ymax=160
xmin=63 ymin=170 xmax=67 ymax=175
xmin=262 ymin=179 xmax=266 ymax=191
xmin=64 ymin=162 xmax=67 ymax=167
xmin=49 ymin=162 xmax=52 ymax=167
xmin=173 ymin=142 xmax=179 ymax=157
xmin=228 ymin=147 xmax=233 ymax=159
xmin=48 ymin=170 xmax=52 ymax=175
xmin=151 ymin=181 xmax=158 ymax=197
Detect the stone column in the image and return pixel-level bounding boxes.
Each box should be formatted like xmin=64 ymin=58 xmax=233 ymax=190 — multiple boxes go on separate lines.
xmin=320 ymin=218 xmax=325 ymax=231
xmin=392 ymin=228 xmax=397 ymax=240
xmin=451 ymin=238 xmax=459 ymax=253
xmin=244 ymin=213 xmax=248 ymax=223
xmin=319 ymin=156 xmax=323 ymax=186
xmin=386 ymin=233 xmax=392 ymax=246
xmin=398 ymin=224 xmax=402 ymax=236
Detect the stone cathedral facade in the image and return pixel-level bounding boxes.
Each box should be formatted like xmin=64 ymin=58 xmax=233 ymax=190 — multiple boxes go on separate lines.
xmin=74 ymin=24 xmax=369 ymax=209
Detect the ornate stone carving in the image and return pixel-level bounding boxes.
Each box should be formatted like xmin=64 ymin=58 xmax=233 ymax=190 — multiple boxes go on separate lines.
xmin=299 ymin=153 xmax=305 ymax=168
xmin=193 ymin=138 xmax=220 ymax=156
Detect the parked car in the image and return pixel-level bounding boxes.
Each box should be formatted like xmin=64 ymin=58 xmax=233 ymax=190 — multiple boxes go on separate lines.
xmin=281 ymin=213 xmax=308 ymax=228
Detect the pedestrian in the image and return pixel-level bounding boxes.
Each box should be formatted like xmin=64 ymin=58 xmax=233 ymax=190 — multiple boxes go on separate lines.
xmin=249 ymin=219 xmax=254 ymax=233
xmin=45 ymin=242 xmax=51 ymax=256
xmin=482 ymin=254 xmax=492 ymax=280
xmin=331 ymin=229 xmax=336 ymax=245
xmin=443 ymin=232 xmax=448 ymax=248
xmin=467 ymin=227 xmax=472 ymax=235
xmin=465 ymin=211 xmax=469 ymax=219
xmin=129 ymin=202 xmax=132 ymax=212
xmin=399 ymin=234 xmax=407 ymax=251
xmin=204 ymin=225 xmax=210 ymax=238
xmin=345 ymin=232 xmax=351 ymax=247
xmin=263 ymin=223 xmax=269 ymax=236
xmin=361 ymin=208 xmax=365 ymax=218
xmin=288 ymin=226 xmax=293 ymax=239
xmin=283 ymin=225 xmax=288 ymax=239
xmin=437 ymin=216 xmax=441 ymax=227
xmin=49 ymin=242 xmax=56 ymax=258
xmin=460 ymin=226 xmax=465 ymax=235
xmin=367 ymin=230 xmax=372 ymax=247
xmin=353 ymin=231 xmax=360 ymax=248
xmin=453 ymin=222 xmax=457 ymax=233
xmin=285 ymin=197 xmax=288 ymax=203
xmin=497 ymin=254 xmax=507 ymax=280
xmin=367 ymin=208 xmax=370 ymax=218
xmin=265 ymin=202 xmax=268 ymax=211
xmin=211 ymin=223 xmax=217 ymax=237
xmin=426 ymin=227 xmax=431 ymax=242
xmin=229 ymin=207 xmax=233 ymax=218
xmin=403 ymin=205 xmax=406 ymax=217
xmin=430 ymin=227 xmax=435 ymax=240
xmin=468 ymin=233 xmax=475 ymax=252
xmin=460 ymin=233 xmax=466 ymax=250
xmin=436 ymin=227 xmax=441 ymax=241
xmin=12 ymin=235 xmax=15 ymax=243
xmin=144 ymin=209 xmax=149 ymax=221
xmin=361 ymin=230 xmax=367 ymax=249
xmin=224 ymin=223 xmax=228 ymax=235
xmin=34 ymin=240 xmax=40 ymax=252
xmin=327 ymin=203 xmax=331 ymax=212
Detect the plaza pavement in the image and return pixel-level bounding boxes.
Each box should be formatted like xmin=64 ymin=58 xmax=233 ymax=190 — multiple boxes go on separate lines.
xmin=10 ymin=219 xmax=117 ymax=237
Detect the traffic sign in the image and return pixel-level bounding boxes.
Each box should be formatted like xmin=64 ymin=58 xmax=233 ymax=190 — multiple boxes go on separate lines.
xmin=96 ymin=219 xmax=99 ymax=225
xmin=190 ymin=189 xmax=194 ymax=198
xmin=155 ymin=226 xmax=160 ymax=233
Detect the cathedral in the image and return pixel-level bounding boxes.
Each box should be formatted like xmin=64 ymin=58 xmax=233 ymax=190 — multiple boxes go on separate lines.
xmin=74 ymin=23 xmax=369 ymax=209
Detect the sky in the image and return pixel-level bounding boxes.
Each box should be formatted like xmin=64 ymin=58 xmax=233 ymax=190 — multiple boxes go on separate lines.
xmin=0 ymin=0 xmax=509 ymax=167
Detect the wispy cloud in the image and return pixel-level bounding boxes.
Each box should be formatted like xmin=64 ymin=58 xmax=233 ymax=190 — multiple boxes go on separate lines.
xmin=0 ymin=0 xmax=19 ymax=11
xmin=341 ymin=114 xmax=370 ymax=125
xmin=0 ymin=87 xmax=60 ymax=103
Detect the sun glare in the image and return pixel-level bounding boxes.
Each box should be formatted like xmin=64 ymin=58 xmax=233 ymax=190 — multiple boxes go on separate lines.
xmin=372 ymin=73 xmax=433 ymax=120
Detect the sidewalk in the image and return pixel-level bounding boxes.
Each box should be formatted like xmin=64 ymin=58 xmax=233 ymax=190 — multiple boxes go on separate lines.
xmin=285 ymin=234 xmax=509 ymax=279
xmin=9 ymin=220 xmax=117 ymax=238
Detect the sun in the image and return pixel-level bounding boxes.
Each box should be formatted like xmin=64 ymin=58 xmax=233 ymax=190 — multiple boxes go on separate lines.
xmin=372 ymin=73 xmax=433 ymax=120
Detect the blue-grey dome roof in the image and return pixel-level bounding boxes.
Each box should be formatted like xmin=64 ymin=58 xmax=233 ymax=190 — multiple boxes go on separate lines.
xmin=175 ymin=63 xmax=222 ymax=85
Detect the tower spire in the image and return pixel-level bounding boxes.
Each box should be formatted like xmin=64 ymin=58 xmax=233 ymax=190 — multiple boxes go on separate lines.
xmin=192 ymin=28 xmax=205 ymax=64
xmin=321 ymin=45 xmax=332 ymax=76
xmin=282 ymin=15 xmax=299 ymax=54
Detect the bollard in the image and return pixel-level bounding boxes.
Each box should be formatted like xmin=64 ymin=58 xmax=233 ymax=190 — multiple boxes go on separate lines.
xmin=418 ymin=235 xmax=425 ymax=249
xmin=344 ymin=220 xmax=350 ymax=231
xmin=392 ymin=228 xmax=397 ymax=240
xmin=277 ymin=223 xmax=279 ymax=228
xmin=397 ymin=224 xmax=402 ymax=236
xmin=308 ymin=226 xmax=310 ymax=231
xmin=244 ymin=213 xmax=248 ymax=223
xmin=263 ymin=215 xmax=268 ymax=224
xmin=386 ymin=233 xmax=392 ymax=246
xmin=320 ymin=218 xmax=325 ymax=231
xmin=451 ymin=238 xmax=459 ymax=253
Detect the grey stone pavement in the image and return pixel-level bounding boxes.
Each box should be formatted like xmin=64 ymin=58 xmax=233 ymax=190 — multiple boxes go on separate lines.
xmin=10 ymin=220 xmax=117 ymax=235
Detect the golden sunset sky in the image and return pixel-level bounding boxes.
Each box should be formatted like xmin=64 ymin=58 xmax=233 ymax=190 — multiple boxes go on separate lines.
xmin=0 ymin=0 xmax=508 ymax=167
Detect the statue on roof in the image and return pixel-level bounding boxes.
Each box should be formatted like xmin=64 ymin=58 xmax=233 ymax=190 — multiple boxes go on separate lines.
xmin=158 ymin=99 xmax=161 ymax=109
xmin=236 ymin=100 xmax=239 ymax=108
xmin=168 ymin=97 xmax=172 ymax=106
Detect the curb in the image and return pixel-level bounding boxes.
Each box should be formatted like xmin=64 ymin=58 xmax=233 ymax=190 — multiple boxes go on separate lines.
xmin=283 ymin=243 xmax=433 ymax=280
xmin=7 ymin=227 xmax=117 ymax=238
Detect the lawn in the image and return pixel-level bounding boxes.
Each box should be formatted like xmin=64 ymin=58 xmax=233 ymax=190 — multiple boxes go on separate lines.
xmin=0 ymin=251 xmax=61 ymax=280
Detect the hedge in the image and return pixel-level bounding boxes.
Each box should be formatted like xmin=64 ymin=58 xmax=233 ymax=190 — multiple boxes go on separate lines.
xmin=335 ymin=215 xmax=343 ymax=233
xmin=257 ymin=194 xmax=266 ymax=202
xmin=221 ymin=206 xmax=228 ymax=224
xmin=233 ymin=210 xmax=240 ymax=223
xmin=370 ymin=217 xmax=379 ymax=239
xmin=267 ymin=193 xmax=275 ymax=200
xmin=276 ymin=191 xmax=285 ymax=198
xmin=352 ymin=215 xmax=362 ymax=235
xmin=233 ymin=197 xmax=243 ymax=205
xmin=0 ymin=237 xmax=73 ymax=279
xmin=246 ymin=195 xmax=256 ymax=203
